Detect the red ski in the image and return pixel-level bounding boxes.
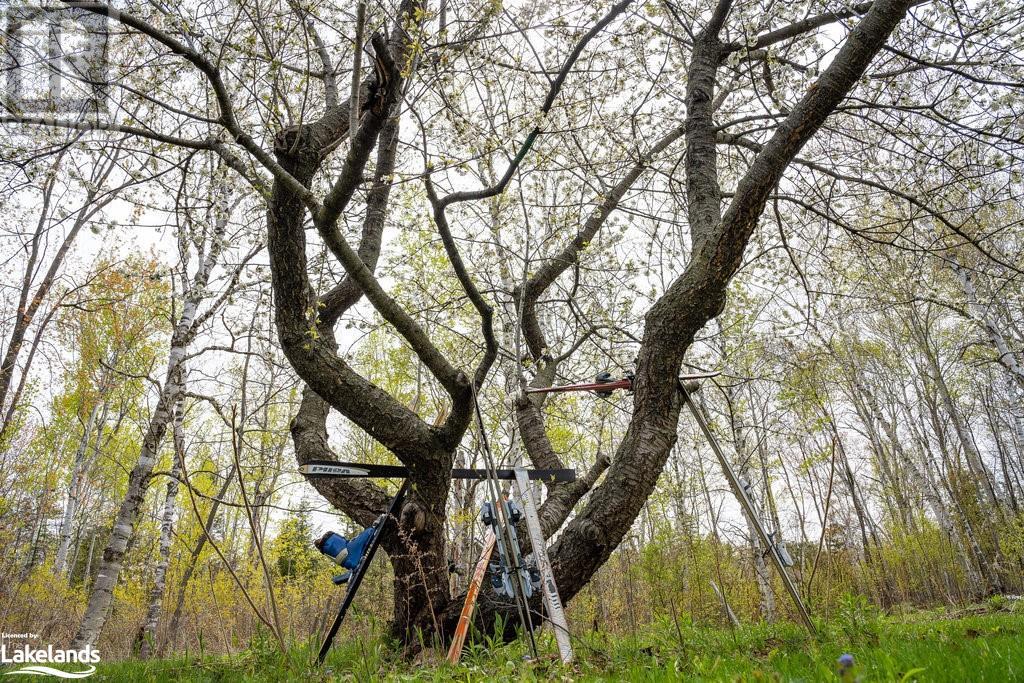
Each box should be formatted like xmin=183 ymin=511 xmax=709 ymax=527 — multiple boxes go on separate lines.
xmin=447 ymin=529 xmax=496 ymax=664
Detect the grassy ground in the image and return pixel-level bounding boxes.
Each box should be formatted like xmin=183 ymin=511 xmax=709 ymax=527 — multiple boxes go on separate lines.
xmin=8 ymin=603 xmax=1023 ymax=681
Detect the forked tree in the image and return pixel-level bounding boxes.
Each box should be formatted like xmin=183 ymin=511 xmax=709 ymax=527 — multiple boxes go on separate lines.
xmin=4 ymin=0 xmax=1019 ymax=646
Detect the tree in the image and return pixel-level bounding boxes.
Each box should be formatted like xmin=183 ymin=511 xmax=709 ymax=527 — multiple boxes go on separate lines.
xmin=4 ymin=0 xmax=1019 ymax=647
xmin=73 ymin=166 xmax=258 ymax=647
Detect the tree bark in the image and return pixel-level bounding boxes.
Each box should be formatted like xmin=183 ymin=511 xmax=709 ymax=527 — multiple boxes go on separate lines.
xmin=136 ymin=397 xmax=184 ymax=658
xmin=908 ymin=307 xmax=1000 ymax=509
xmin=72 ymin=332 xmax=188 ymax=647
xmin=73 ymin=179 xmax=232 ymax=647
xmin=53 ymin=401 xmax=101 ymax=575
xmin=163 ymin=462 xmax=235 ymax=652
xmin=545 ymin=0 xmax=919 ymax=606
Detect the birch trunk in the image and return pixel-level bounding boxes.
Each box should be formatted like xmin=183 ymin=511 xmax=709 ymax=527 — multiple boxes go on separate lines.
xmin=908 ymin=309 xmax=1000 ymax=509
xmin=953 ymin=260 xmax=1024 ymax=509
xmin=71 ymin=344 xmax=187 ymax=648
xmin=916 ymin=381 xmax=1002 ymax=594
xmin=901 ymin=397 xmax=983 ymax=592
xmin=73 ymin=183 xmax=231 ymax=646
xmin=163 ymin=463 xmax=236 ymax=653
xmin=53 ymin=401 xmax=101 ymax=575
xmin=136 ymin=397 xmax=184 ymax=658
xmin=952 ymin=260 xmax=1024 ymax=390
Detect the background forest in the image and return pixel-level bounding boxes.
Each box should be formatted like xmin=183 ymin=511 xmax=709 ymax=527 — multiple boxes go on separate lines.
xmin=1 ymin=0 xmax=1023 ymax=678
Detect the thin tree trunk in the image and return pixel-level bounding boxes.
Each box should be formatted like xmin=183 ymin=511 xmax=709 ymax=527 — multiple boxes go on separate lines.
xmin=82 ymin=532 xmax=96 ymax=589
xmin=984 ymin=388 xmax=1021 ymax=513
xmin=909 ymin=309 xmax=1000 ymax=509
xmin=73 ymin=173 xmax=233 ymax=647
xmin=723 ymin=386 xmax=776 ymax=622
xmin=917 ymin=381 xmax=1001 ymax=594
xmin=952 ymin=260 xmax=1024 ymax=392
xmin=72 ymin=357 xmax=185 ymax=647
xmin=0 ymin=146 xmax=127 ymax=445
xmin=136 ymin=397 xmax=184 ymax=658
xmin=163 ymin=463 xmax=236 ymax=652
xmin=53 ymin=401 xmax=101 ymax=575
xmin=849 ymin=386 xmax=915 ymax=529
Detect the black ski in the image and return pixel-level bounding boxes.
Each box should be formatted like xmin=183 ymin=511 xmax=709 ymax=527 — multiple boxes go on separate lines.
xmin=317 ymin=480 xmax=410 ymax=664
xmin=300 ymin=461 xmax=575 ymax=482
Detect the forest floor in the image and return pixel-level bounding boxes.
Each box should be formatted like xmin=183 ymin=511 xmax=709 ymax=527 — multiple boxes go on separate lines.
xmin=13 ymin=602 xmax=1024 ymax=681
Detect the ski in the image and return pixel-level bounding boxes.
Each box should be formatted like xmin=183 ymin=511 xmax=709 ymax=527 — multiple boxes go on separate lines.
xmin=317 ymin=480 xmax=410 ymax=664
xmin=525 ymin=378 xmax=633 ymax=394
xmin=525 ymin=370 xmax=721 ymax=395
xmin=446 ymin=529 xmax=496 ymax=664
xmin=482 ymin=499 xmax=534 ymax=601
xmin=300 ymin=461 xmax=575 ymax=482
xmin=514 ymin=468 xmax=574 ymax=663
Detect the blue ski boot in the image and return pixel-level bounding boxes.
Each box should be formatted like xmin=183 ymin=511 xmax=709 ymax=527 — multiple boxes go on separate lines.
xmin=315 ymin=515 xmax=385 ymax=583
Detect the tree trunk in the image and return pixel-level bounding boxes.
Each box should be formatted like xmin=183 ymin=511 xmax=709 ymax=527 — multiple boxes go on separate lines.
xmin=136 ymin=397 xmax=184 ymax=658
xmin=909 ymin=309 xmax=1000 ymax=509
xmin=537 ymin=0 xmax=918 ymax=619
xmin=73 ymin=156 xmax=235 ymax=646
xmin=850 ymin=389 xmax=915 ymax=529
xmin=917 ymin=380 xmax=1002 ymax=594
xmin=0 ymin=147 xmax=126 ymax=445
xmin=53 ymin=401 xmax=101 ymax=575
xmin=163 ymin=463 xmax=236 ymax=652
xmin=72 ymin=352 xmax=185 ymax=647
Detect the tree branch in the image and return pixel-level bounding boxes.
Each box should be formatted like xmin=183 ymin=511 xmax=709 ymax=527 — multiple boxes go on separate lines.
xmin=721 ymin=2 xmax=876 ymax=55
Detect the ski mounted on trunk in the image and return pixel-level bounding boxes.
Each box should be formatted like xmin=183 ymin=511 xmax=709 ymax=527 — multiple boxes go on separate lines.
xmin=299 ymin=461 xmax=576 ymax=482
xmin=524 ymin=370 xmax=721 ymax=395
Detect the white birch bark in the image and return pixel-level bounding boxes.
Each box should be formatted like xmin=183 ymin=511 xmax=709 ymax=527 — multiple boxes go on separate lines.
xmin=137 ymin=396 xmax=184 ymax=657
xmin=953 ymin=261 xmax=1024 ymax=389
xmin=908 ymin=310 xmax=999 ymax=508
xmin=53 ymin=401 xmax=101 ymax=575
xmin=72 ymin=330 xmax=189 ymax=648
xmin=73 ymin=186 xmax=233 ymax=647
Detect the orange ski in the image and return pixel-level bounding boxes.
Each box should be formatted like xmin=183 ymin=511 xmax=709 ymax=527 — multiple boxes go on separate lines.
xmin=447 ymin=529 xmax=497 ymax=664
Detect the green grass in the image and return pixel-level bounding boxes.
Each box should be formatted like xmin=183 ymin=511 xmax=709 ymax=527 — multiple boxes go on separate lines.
xmin=10 ymin=605 xmax=1023 ymax=681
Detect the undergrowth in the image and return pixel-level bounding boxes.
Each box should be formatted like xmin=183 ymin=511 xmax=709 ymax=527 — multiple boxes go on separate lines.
xmin=10 ymin=602 xmax=1022 ymax=681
